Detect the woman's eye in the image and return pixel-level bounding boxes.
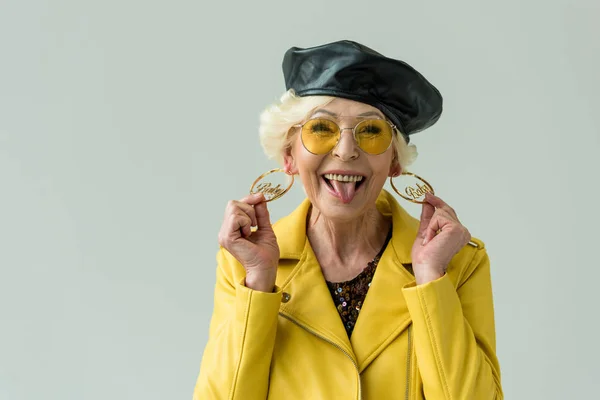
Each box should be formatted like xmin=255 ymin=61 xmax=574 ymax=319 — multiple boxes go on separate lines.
xmin=312 ymin=124 xmax=330 ymax=131
xmin=359 ymin=127 xmax=381 ymax=134
xmin=311 ymin=124 xmax=334 ymax=133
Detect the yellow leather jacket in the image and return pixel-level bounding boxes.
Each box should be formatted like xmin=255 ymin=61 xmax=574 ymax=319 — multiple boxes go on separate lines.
xmin=193 ymin=190 xmax=503 ymax=399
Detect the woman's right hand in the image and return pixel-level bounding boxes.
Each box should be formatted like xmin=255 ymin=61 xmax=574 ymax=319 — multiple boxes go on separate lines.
xmin=218 ymin=193 xmax=280 ymax=292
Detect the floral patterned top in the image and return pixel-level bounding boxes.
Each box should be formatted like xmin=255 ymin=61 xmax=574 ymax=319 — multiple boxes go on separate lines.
xmin=325 ymin=229 xmax=393 ymax=338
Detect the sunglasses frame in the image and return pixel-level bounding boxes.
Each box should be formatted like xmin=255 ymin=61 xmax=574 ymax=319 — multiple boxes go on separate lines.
xmin=292 ymin=117 xmax=397 ymax=156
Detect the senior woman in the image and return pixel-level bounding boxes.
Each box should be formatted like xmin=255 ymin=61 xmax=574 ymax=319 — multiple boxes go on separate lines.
xmin=192 ymin=40 xmax=503 ymax=400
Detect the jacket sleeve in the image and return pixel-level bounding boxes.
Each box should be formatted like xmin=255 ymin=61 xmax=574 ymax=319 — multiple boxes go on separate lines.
xmin=192 ymin=248 xmax=283 ymax=400
xmin=402 ymin=243 xmax=503 ymax=400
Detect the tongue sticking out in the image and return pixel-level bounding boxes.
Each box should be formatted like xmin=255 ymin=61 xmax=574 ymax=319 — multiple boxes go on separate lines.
xmin=330 ymin=180 xmax=357 ymax=204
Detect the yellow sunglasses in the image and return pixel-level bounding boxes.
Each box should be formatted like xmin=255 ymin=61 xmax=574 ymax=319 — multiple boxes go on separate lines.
xmin=292 ymin=118 xmax=396 ymax=155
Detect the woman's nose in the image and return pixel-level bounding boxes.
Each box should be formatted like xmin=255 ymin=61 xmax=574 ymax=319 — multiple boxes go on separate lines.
xmin=331 ymin=128 xmax=359 ymax=161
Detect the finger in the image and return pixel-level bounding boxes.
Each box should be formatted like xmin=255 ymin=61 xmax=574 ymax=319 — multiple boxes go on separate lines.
xmin=253 ymin=200 xmax=273 ymax=230
xmin=422 ymin=212 xmax=454 ymax=245
xmin=230 ymin=200 xmax=258 ymax=227
xmin=417 ymin=201 xmax=435 ymax=239
xmin=240 ymin=192 xmax=266 ymax=206
xmin=219 ymin=212 xmax=246 ymax=248
xmin=424 ymin=193 xmax=459 ymax=221
xmin=240 ymin=222 xmax=252 ymax=238
xmin=434 ymin=207 xmax=457 ymax=222
xmin=230 ymin=212 xmax=253 ymax=238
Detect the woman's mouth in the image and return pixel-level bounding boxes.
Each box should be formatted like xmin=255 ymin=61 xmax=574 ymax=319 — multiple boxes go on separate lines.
xmin=322 ymin=173 xmax=366 ymax=203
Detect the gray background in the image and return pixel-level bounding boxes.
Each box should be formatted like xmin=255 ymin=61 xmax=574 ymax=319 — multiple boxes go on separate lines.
xmin=1 ymin=0 xmax=599 ymax=399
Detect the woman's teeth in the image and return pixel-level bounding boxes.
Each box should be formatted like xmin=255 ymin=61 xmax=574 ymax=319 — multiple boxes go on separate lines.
xmin=323 ymin=174 xmax=363 ymax=182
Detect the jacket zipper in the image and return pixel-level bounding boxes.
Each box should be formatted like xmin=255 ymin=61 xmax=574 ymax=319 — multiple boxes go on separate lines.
xmin=405 ymin=324 xmax=412 ymax=400
xmin=279 ymin=313 xmax=363 ymax=400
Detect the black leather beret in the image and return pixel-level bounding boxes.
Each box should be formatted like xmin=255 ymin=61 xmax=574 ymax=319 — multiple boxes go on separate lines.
xmin=282 ymin=40 xmax=443 ymax=143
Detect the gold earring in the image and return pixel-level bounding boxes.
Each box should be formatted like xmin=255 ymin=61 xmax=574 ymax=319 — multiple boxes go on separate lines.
xmin=389 ymin=172 xmax=435 ymax=204
xmin=249 ymin=168 xmax=295 ymax=202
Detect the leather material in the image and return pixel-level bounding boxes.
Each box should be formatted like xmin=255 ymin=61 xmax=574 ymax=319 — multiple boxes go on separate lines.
xmin=193 ymin=190 xmax=503 ymax=400
xmin=282 ymin=40 xmax=443 ymax=143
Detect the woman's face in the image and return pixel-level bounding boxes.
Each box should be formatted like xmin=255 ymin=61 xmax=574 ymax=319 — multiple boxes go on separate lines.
xmin=284 ymin=97 xmax=401 ymax=221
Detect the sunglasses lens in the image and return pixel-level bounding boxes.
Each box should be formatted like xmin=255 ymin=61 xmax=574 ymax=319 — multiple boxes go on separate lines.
xmin=301 ymin=118 xmax=339 ymax=154
xmin=355 ymin=119 xmax=393 ymax=154
xmin=300 ymin=118 xmax=393 ymax=155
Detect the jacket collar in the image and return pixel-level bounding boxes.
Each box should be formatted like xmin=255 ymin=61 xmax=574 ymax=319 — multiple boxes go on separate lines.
xmin=274 ymin=189 xmax=418 ymax=264
xmin=273 ymin=189 xmax=420 ymax=369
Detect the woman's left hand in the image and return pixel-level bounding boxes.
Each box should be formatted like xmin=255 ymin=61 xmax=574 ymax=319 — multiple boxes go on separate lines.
xmin=411 ymin=192 xmax=472 ymax=285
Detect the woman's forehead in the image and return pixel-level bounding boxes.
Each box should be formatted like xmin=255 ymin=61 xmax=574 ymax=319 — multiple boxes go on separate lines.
xmin=311 ymin=97 xmax=384 ymax=119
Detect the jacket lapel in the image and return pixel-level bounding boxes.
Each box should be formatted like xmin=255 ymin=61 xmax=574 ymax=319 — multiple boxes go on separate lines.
xmin=274 ymin=198 xmax=354 ymax=357
xmin=350 ymin=191 xmax=420 ymax=371
xmin=272 ymin=190 xmax=421 ymax=365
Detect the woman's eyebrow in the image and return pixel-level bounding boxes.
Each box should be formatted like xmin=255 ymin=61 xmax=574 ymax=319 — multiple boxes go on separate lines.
xmin=357 ymin=111 xmax=384 ymax=118
xmin=311 ymin=109 xmax=337 ymax=117
xmin=311 ymin=109 xmax=384 ymax=118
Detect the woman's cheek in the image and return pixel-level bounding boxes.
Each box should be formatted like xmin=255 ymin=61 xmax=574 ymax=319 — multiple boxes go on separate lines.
xmin=309 ymin=175 xmax=321 ymax=198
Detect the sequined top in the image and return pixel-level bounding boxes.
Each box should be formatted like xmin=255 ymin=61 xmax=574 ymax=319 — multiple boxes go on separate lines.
xmin=325 ymin=229 xmax=393 ymax=338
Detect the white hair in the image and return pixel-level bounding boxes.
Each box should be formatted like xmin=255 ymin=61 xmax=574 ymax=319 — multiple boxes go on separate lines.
xmin=258 ymin=89 xmax=418 ymax=170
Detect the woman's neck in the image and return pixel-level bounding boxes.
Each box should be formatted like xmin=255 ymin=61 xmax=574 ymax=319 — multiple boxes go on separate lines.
xmin=306 ymin=204 xmax=391 ymax=270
